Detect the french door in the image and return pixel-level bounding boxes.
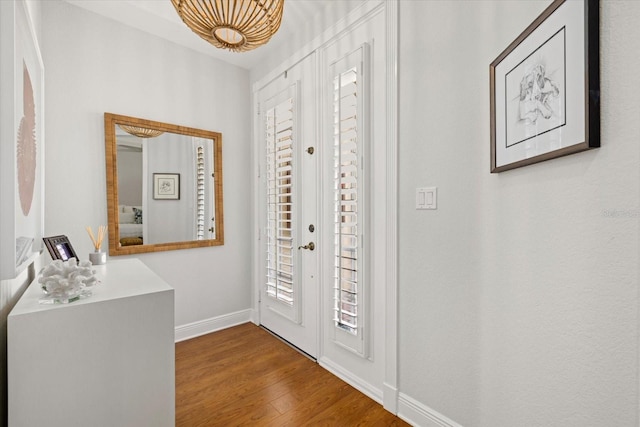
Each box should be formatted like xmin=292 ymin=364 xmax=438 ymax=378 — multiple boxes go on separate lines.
xmin=257 ymin=54 xmax=318 ymax=358
xmin=253 ymin=1 xmax=396 ymax=409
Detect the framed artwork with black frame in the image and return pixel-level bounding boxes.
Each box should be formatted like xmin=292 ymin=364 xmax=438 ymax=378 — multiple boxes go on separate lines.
xmin=153 ymin=173 xmax=180 ymax=200
xmin=43 ymin=235 xmax=78 ymax=262
xmin=490 ymin=0 xmax=599 ymax=173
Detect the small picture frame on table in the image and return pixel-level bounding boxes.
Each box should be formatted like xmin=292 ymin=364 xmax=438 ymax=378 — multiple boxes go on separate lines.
xmin=43 ymin=235 xmax=78 ymax=262
xmin=153 ymin=173 xmax=180 ymax=200
xmin=489 ymin=0 xmax=599 ymax=173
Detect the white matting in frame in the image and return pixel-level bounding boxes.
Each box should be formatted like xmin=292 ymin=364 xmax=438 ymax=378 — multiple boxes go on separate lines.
xmin=153 ymin=173 xmax=180 ymax=200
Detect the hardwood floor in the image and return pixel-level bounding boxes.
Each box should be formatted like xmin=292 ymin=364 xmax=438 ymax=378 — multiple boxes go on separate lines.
xmin=176 ymin=323 xmax=410 ymax=426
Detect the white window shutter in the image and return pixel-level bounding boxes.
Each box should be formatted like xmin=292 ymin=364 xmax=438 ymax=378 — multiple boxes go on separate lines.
xmin=265 ymin=96 xmax=296 ymax=306
xmin=330 ymin=44 xmax=370 ymax=356
xmin=196 ymin=146 xmax=206 ymax=240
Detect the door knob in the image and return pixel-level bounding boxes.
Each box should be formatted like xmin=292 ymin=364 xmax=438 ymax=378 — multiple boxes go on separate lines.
xmin=298 ymin=242 xmax=315 ymax=251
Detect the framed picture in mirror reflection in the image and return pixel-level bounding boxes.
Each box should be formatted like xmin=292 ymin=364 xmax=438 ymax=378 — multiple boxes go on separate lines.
xmin=153 ymin=173 xmax=180 ymax=200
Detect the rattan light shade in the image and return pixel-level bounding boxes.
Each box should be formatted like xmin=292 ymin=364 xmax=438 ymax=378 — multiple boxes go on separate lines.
xmin=118 ymin=125 xmax=164 ymax=138
xmin=171 ymin=0 xmax=284 ymax=52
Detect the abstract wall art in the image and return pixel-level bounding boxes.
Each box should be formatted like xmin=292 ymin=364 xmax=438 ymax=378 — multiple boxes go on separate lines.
xmin=0 ymin=0 xmax=44 ymax=279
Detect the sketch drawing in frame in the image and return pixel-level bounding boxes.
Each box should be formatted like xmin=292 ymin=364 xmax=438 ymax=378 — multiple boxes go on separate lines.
xmin=153 ymin=173 xmax=180 ymax=200
xmin=490 ymin=0 xmax=599 ymax=173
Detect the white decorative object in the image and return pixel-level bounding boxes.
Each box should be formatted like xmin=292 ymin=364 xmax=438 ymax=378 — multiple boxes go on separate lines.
xmin=37 ymin=258 xmax=98 ymax=304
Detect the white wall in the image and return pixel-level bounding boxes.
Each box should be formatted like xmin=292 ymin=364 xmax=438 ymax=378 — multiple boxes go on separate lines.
xmin=116 ymin=147 xmax=142 ymax=206
xmin=145 ymin=134 xmax=195 ymax=244
xmin=248 ymin=1 xmax=367 ymax=83
xmin=398 ymin=1 xmax=640 ymax=426
xmin=41 ymin=1 xmax=252 ymax=329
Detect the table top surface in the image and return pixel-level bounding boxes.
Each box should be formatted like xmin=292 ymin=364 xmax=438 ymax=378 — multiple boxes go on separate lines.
xmin=9 ymin=258 xmax=173 ymax=317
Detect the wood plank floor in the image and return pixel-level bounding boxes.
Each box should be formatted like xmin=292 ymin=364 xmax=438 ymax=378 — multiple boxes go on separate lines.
xmin=176 ymin=323 xmax=410 ymax=426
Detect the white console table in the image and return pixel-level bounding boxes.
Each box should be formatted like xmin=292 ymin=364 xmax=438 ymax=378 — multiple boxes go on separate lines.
xmin=8 ymin=258 xmax=175 ymax=427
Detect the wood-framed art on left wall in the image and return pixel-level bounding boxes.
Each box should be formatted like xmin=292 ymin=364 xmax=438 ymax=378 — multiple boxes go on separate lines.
xmin=0 ymin=0 xmax=45 ymax=280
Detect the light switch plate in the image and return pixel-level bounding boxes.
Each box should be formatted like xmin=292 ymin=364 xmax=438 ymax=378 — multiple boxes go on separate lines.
xmin=416 ymin=187 xmax=437 ymax=210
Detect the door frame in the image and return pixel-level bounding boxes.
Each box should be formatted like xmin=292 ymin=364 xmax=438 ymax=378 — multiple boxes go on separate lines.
xmin=251 ymin=0 xmax=398 ymax=413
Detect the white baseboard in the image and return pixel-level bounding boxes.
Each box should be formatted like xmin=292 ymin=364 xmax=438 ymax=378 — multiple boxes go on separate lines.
xmin=397 ymin=393 xmax=463 ymax=427
xmin=318 ymin=356 xmax=383 ymax=404
xmin=174 ymin=309 xmax=252 ymax=342
xmin=249 ymin=308 xmax=259 ymax=325
xmin=383 ymin=381 xmax=399 ymax=414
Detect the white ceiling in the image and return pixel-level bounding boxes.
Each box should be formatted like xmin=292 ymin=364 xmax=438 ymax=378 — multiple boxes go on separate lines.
xmin=65 ymin=0 xmax=366 ymax=70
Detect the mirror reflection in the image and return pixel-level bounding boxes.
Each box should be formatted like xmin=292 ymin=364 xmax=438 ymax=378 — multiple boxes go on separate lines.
xmin=105 ymin=113 xmax=224 ymax=255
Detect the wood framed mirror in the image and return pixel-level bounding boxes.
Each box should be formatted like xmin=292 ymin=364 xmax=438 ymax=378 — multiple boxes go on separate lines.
xmin=104 ymin=113 xmax=223 ymax=255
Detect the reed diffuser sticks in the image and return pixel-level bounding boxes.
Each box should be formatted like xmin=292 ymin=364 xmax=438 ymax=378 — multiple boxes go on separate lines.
xmin=86 ymin=225 xmax=107 ymax=252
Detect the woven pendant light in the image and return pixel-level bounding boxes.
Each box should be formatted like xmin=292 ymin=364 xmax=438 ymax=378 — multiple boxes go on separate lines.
xmin=171 ymin=0 xmax=285 ymax=53
xmin=118 ymin=125 xmax=164 ymax=138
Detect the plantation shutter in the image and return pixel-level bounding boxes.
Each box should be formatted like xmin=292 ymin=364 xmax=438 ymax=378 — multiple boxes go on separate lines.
xmin=196 ymin=145 xmax=206 ymax=240
xmin=265 ymin=93 xmax=297 ymax=309
xmin=331 ymin=45 xmax=369 ymax=355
